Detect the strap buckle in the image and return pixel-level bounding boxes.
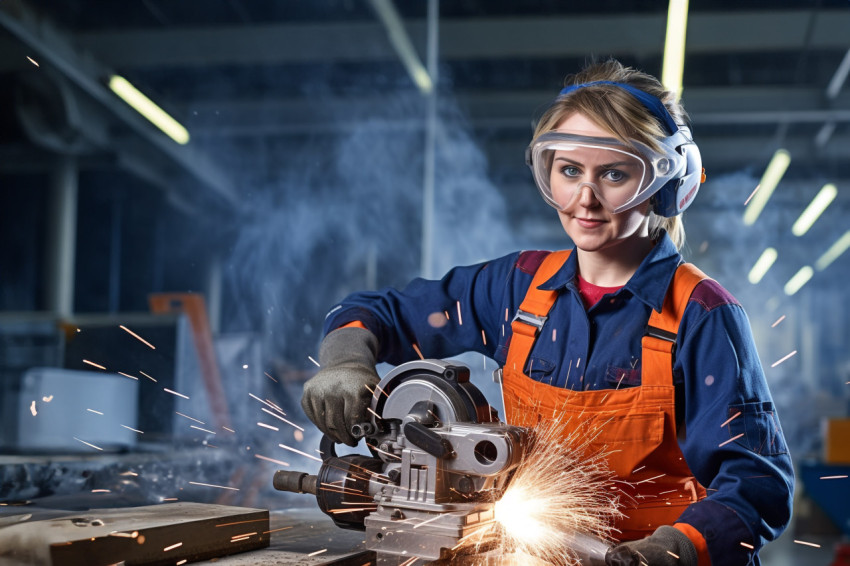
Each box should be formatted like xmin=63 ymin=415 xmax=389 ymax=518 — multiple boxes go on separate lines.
xmin=512 ymin=309 xmax=548 ymax=336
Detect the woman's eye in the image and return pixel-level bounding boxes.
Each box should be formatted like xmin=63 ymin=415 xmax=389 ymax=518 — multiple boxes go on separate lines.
xmin=604 ymin=169 xmax=626 ymax=182
xmin=561 ymin=166 xmax=580 ymax=177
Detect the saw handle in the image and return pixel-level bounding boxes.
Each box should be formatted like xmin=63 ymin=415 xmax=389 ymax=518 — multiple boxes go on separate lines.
xmin=403 ymin=422 xmax=455 ymax=459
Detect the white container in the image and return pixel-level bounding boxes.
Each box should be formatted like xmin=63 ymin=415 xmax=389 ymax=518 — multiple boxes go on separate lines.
xmin=17 ymin=367 xmax=140 ymax=452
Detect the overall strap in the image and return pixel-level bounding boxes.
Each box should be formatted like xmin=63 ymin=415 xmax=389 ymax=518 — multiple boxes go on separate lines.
xmin=507 ymin=250 xmax=571 ymax=373
xmin=641 ymin=262 xmax=710 ymax=387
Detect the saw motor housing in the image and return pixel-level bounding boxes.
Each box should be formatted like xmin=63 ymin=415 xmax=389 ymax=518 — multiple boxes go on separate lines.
xmin=275 ymin=359 xmax=532 ymax=563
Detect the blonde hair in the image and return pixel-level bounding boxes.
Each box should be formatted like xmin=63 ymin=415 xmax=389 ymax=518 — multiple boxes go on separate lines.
xmin=533 ymin=59 xmax=689 ymax=250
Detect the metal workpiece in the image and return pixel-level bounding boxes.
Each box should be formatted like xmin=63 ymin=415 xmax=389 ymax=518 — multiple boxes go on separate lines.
xmin=275 ymin=359 xmax=532 ymax=564
xmin=0 ymin=502 xmax=269 ymax=565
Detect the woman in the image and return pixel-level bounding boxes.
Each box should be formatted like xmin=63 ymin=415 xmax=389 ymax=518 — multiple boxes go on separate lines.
xmin=301 ymin=60 xmax=794 ymax=565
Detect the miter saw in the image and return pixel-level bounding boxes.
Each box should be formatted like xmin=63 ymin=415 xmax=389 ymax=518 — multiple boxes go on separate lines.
xmin=274 ymin=359 xmax=531 ymax=564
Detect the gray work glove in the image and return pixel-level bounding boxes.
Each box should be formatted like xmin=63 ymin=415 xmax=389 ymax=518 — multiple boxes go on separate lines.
xmin=301 ymin=327 xmax=380 ymax=446
xmin=605 ymin=526 xmax=697 ymax=566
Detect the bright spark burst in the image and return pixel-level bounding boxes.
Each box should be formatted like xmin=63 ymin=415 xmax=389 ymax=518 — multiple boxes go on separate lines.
xmin=120 ymin=325 xmax=156 ymax=349
xmin=455 ymin=419 xmax=623 ymax=565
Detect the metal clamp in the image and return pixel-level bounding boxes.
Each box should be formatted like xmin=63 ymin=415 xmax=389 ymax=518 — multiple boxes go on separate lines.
xmin=511 ymin=309 xmax=548 ymax=336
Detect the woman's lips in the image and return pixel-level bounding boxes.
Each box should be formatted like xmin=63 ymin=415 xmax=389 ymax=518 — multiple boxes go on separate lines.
xmin=575 ymin=217 xmax=606 ymax=228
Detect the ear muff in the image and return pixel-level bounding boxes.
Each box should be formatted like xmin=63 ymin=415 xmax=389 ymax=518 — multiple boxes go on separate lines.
xmin=556 ymin=81 xmax=705 ymax=217
xmin=651 ymin=127 xmax=703 ymax=217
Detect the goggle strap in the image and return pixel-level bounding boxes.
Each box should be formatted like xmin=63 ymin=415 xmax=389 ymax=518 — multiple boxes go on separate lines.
xmin=558 ymin=81 xmax=679 ymax=136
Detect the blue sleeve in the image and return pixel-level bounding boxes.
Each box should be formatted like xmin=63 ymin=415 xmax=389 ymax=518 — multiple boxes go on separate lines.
xmin=323 ymin=252 xmax=523 ymax=365
xmin=674 ymin=282 xmax=795 ymax=564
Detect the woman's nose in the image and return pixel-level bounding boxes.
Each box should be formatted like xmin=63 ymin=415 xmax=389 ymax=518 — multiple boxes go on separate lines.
xmin=576 ymin=183 xmax=600 ymax=207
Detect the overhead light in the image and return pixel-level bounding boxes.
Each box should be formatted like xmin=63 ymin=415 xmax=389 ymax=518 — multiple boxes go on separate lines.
xmin=108 ymin=75 xmax=190 ymax=145
xmin=748 ymin=247 xmax=778 ymax=284
xmin=815 ymin=230 xmax=850 ymax=271
xmin=784 ymin=266 xmax=814 ymax=296
xmin=661 ymin=0 xmax=690 ymax=100
xmin=826 ymin=48 xmax=850 ymax=100
xmin=368 ymin=0 xmax=433 ymax=95
xmin=743 ymin=149 xmax=791 ymax=226
xmin=791 ymin=183 xmax=838 ymax=236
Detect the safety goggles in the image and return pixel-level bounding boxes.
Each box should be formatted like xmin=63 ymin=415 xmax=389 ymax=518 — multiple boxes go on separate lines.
xmin=526 ymin=132 xmax=687 ymax=214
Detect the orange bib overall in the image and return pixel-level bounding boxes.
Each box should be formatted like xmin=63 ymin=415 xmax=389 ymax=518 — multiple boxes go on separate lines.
xmin=502 ymin=250 xmax=709 ymax=541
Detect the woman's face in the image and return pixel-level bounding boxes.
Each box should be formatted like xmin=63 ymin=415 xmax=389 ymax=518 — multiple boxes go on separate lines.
xmin=550 ymin=112 xmax=652 ymax=255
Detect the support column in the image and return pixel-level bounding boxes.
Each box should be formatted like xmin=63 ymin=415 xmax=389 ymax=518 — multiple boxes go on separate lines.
xmin=44 ymin=155 xmax=77 ymax=317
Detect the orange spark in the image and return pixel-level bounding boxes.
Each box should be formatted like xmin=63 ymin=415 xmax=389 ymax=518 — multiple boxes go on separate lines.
xmin=163 ymin=388 xmax=189 ymax=400
xmin=262 ymin=408 xmax=304 ymax=431
xmin=121 ymin=425 xmax=144 ymax=434
xmin=190 ymin=425 xmax=216 ymax=435
xmin=308 ymin=356 xmax=320 ymax=367
xmin=278 ymin=443 xmax=323 ymax=462
xmin=412 ymin=343 xmax=425 ymax=360
xmin=307 ymin=549 xmax=328 ymax=557
xmin=87 ymin=409 xmax=104 ymax=415
xmin=719 ymin=433 xmax=744 ymax=448
xmin=744 ymin=184 xmax=760 ymax=206
xmin=720 ymin=412 xmax=741 ymax=428
xmin=740 ymin=542 xmax=754 ymax=549
xmin=456 ymin=301 xmax=463 ymax=325
xmin=163 ymin=542 xmax=183 ymax=551
xmin=188 ymin=481 xmax=239 ymax=491
xmin=42 ymin=395 xmax=53 ymax=402
xmin=264 ymin=372 xmax=278 ymax=383
xmin=83 ymin=359 xmax=106 ymax=370
xmin=264 ymin=526 xmax=294 ymax=534
xmin=29 ymin=401 xmax=36 ymax=416
xmin=92 ymin=489 xmax=111 ymax=493
xmin=254 ymin=454 xmax=290 ymax=467
xmin=770 ymin=350 xmax=797 ymax=368
xmin=140 ymin=371 xmax=157 ymax=382
xmin=74 ymin=437 xmax=103 ymax=451
xmin=120 ymin=325 xmax=156 ymax=349
xmin=771 ymin=315 xmax=786 ymax=328
xmin=819 ymin=475 xmax=848 ymax=480
xmin=793 ymin=540 xmax=821 ymax=548
xmin=223 ymin=426 xmax=236 ymax=433
xmin=118 ymin=372 xmax=138 ymax=380
xmin=257 ymin=422 xmax=279 ymax=432
xmin=26 ymin=56 xmax=39 ymax=67
xmin=175 ymin=412 xmax=205 ymax=425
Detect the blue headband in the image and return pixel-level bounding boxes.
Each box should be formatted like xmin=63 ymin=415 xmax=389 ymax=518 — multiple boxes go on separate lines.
xmin=558 ymin=81 xmax=679 ymax=135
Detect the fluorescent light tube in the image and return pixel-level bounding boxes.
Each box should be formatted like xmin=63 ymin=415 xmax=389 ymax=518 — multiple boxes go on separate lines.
xmin=109 ymin=75 xmax=190 ymax=145
xmin=661 ymin=0 xmax=689 ymax=100
xmin=743 ymin=149 xmax=791 ymax=226
xmin=791 ymin=183 xmax=837 ymax=236
xmin=815 ymin=230 xmax=850 ymax=271
xmin=784 ymin=266 xmax=814 ymax=296
xmin=748 ymin=247 xmax=778 ymax=284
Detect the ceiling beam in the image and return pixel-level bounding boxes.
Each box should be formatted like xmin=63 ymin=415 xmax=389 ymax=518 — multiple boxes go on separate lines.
xmin=0 ymin=10 xmax=843 ymax=71
xmin=0 ymin=1 xmax=239 ymax=207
